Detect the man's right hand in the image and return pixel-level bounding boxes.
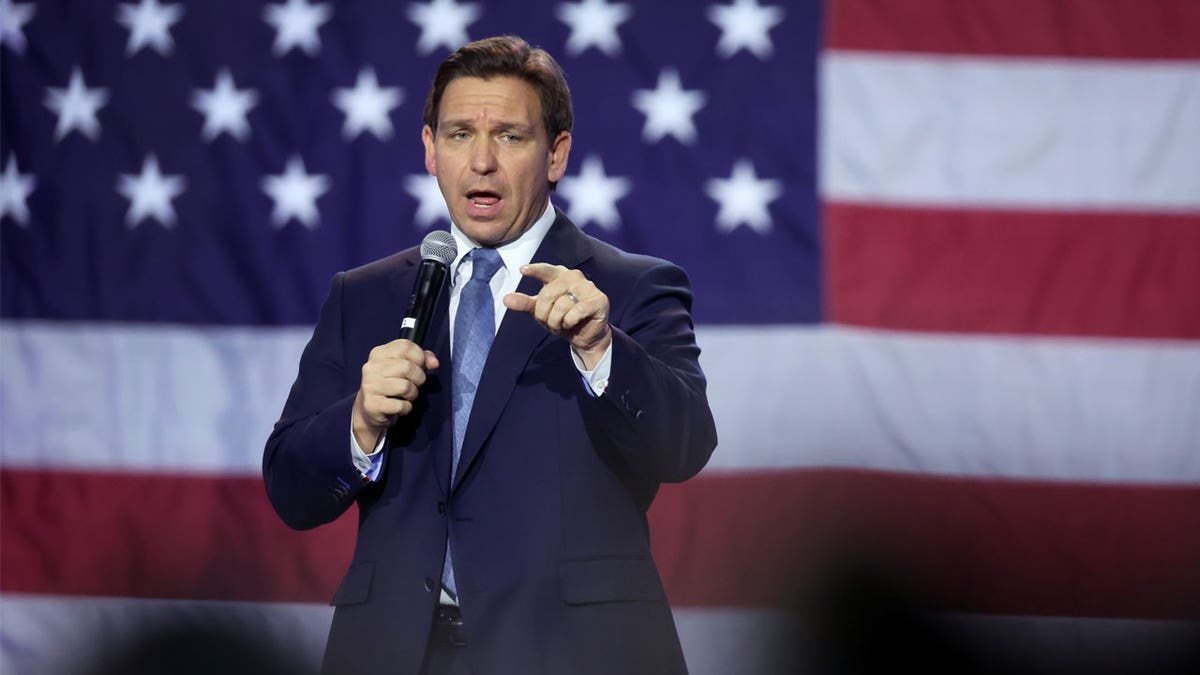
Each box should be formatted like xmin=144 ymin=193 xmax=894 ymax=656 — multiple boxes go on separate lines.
xmin=352 ymin=339 xmax=440 ymax=450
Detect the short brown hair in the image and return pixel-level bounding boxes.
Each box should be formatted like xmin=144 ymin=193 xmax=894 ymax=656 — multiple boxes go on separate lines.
xmin=422 ymin=35 xmax=573 ymax=141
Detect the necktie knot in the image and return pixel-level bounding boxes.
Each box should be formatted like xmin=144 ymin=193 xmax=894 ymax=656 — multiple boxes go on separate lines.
xmin=468 ymin=247 xmax=503 ymax=283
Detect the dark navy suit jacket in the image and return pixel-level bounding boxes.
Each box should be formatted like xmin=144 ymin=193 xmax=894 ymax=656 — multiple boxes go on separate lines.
xmin=264 ymin=210 xmax=718 ymax=674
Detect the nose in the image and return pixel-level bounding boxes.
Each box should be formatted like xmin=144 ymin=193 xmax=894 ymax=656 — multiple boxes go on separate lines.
xmin=470 ymin=137 xmax=498 ymax=175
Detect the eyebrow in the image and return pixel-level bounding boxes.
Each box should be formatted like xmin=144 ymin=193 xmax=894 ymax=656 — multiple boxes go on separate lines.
xmin=441 ymin=118 xmax=537 ymax=134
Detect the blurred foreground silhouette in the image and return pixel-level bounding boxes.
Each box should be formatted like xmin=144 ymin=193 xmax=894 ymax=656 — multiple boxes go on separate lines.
xmin=790 ymin=550 xmax=1200 ymax=675
xmin=76 ymin=618 xmax=316 ymax=675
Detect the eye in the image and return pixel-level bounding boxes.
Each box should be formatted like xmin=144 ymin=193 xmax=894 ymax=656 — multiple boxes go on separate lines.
xmin=449 ymin=130 xmax=470 ymax=141
xmin=500 ymin=133 xmax=521 ymax=143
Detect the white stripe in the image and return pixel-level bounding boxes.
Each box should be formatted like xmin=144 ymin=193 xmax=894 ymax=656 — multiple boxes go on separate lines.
xmin=820 ymin=52 xmax=1200 ymax=210
xmin=2 ymin=594 xmax=1195 ymax=675
xmin=0 ymin=321 xmax=309 ymax=474
xmin=3 ymin=322 xmax=1198 ymax=483
xmin=699 ymin=325 xmax=1200 ymax=483
xmin=0 ymin=594 xmax=331 ymax=675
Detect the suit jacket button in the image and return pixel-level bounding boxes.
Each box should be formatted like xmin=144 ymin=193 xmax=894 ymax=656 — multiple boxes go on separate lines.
xmin=437 ymin=501 xmax=445 ymax=515
xmin=424 ymin=578 xmax=436 ymax=592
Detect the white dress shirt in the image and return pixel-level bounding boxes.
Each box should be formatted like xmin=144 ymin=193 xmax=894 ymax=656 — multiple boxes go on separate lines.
xmin=351 ymin=201 xmax=612 ymax=478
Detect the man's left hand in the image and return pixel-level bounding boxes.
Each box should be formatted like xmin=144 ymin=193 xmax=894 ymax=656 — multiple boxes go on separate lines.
xmin=504 ymin=263 xmax=611 ymax=370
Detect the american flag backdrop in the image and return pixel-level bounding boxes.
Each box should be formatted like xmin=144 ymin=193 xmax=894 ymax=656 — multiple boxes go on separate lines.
xmin=2 ymin=0 xmax=1200 ymax=672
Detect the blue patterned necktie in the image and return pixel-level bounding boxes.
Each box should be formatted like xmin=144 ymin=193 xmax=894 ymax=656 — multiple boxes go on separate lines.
xmin=443 ymin=246 xmax=503 ymax=598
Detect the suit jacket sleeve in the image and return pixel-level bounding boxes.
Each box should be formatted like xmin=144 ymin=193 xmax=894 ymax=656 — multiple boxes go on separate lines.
xmin=581 ymin=259 xmax=718 ymax=484
xmin=262 ymin=271 xmax=376 ymax=530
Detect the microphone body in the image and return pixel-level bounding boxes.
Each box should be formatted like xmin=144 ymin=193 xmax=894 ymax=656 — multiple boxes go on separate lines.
xmin=399 ymin=231 xmax=457 ymax=346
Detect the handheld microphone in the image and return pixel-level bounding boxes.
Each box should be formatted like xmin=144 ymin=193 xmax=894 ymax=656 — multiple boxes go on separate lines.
xmin=399 ymin=231 xmax=457 ymax=346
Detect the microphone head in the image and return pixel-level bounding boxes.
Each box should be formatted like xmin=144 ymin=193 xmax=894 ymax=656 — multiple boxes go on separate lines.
xmin=419 ymin=230 xmax=457 ymax=266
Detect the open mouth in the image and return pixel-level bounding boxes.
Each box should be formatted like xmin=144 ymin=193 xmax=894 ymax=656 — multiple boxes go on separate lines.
xmin=467 ymin=190 xmax=501 ymax=208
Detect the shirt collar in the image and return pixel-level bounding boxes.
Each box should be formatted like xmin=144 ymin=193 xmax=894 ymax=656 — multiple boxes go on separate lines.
xmin=449 ymin=200 xmax=556 ymax=285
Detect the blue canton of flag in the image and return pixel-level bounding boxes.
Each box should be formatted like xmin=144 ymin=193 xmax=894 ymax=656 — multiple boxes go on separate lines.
xmin=2 ymin=0 xmax=817 ymax=327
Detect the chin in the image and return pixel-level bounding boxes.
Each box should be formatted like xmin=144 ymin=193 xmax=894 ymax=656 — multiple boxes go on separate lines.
xmin=459 ymin=222 xmax=511 ymax=247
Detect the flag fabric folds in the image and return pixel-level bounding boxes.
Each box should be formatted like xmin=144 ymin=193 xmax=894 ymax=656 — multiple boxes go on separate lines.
xmin=2 ymin=1 xmax=1199 ymax=673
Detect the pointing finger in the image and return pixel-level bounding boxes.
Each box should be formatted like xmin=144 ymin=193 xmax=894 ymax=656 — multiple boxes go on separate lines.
xmin=520 ymin=263 xmax=565 ymax=283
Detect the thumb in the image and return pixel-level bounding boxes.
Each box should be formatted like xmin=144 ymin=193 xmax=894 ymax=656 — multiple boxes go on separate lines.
xmin=504 ymin=292 xmax=536 ymax=314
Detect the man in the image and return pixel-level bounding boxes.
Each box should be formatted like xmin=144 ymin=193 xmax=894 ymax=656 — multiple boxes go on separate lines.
xmin=264 ymin=35 xmax=717 ymax=675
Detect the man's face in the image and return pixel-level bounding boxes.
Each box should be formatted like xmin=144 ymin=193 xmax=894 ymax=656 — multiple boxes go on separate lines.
xmin=423 ymin=76 xmax=571 ymax=247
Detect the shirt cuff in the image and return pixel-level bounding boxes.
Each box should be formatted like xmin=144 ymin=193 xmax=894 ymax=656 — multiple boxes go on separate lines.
xmin=350 ymin=427 xmax=387 ymax=482
xmin=570 ymin=340 xmax=612 ymax=397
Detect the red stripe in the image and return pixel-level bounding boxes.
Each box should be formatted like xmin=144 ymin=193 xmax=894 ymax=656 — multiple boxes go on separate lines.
xmin=650 ymin=470 xmax=1200 ymax=619
xmin=825 ymin=202 xmax=1200 ymax=338
xmin=0 ymin=469 xmax=352 ymax=603
xmin=826 ymin=0 xmax=1200 ymax=60
xmin=4 ymin=468 xmax=1199 ymax=619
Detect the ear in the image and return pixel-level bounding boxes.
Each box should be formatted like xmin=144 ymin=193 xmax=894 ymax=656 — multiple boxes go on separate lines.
xmin=547 ymin=131 xmax=572 ymax=183
xmin=422 ymin=125 xmax=437 ymax=176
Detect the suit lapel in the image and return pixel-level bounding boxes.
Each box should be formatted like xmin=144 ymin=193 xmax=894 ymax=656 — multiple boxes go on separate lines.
xmin=452 ymin=210 xmax=594 ymax=489
xmin=390 ymin=256 xmax=454 ymax=500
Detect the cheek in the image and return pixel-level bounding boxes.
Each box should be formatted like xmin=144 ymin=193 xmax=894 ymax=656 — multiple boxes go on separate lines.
xmin=518 ymin=161 xmax=547 ymax=189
